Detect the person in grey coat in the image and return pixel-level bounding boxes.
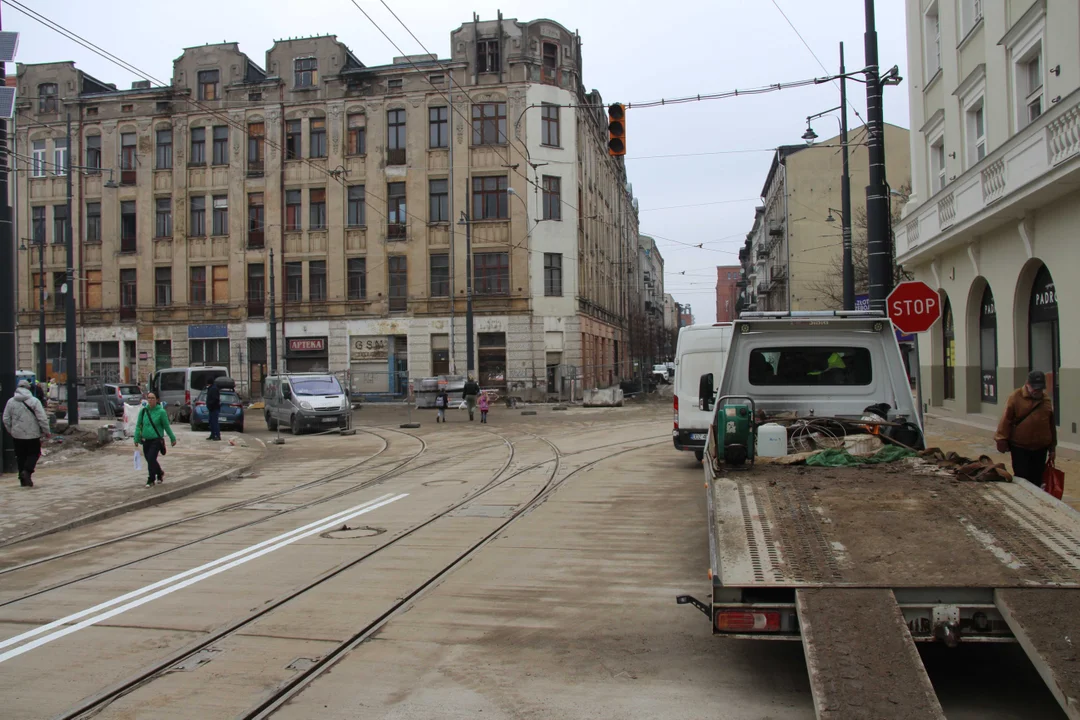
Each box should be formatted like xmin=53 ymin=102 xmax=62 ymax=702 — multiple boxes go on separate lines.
xmin=3 ymin=379 xmax=51 ymax=487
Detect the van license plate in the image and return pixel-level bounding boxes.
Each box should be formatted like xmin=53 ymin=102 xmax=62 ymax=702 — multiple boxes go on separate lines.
xmin=690 ymin=433 xmax=707 ymax=441
xmin=322 ymin=417 xmax=337 ymax=423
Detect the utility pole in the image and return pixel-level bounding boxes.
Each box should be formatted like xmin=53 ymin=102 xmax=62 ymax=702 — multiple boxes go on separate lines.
xmin=269 ymin=247 xmax=278 ymax=376
xmin=0 ymin=8 xmax=15 ymax=472
xmin=37 ymin=217 xmax=45 ymax=380
xmin=840 ymin=42 xmax=855 ymax=311
xmin=64 ymin=113 xmax=77 ymax=425
xmin=460 ymin=211 xmax=474 ymax=375
xmin=864 ymin=0 xmax=892 ymax=312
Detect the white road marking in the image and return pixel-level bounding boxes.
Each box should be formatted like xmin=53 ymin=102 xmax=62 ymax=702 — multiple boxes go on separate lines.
xmin=0 ymin=493 xmax=406 ymax=663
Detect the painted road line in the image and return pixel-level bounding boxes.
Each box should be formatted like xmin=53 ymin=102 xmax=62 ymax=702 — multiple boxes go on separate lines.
xmin=0 ymin=493 xmax=401 ymax=656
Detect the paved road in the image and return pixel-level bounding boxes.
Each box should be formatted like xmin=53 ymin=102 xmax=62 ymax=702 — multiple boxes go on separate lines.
xmin=0 ymin=403 xmax=1067 ymax=718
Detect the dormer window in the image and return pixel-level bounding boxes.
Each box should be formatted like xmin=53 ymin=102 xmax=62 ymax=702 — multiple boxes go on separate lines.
xmin=542 ymin=42 xmax=558 ymax=83
xmin=198 ymin=69 xmax=219 ymax=101
xmin=477 ymin=39 xmax=499 ymax=73
xmin=295 ymin=57 xmax=318 ymax=88
xmin=38 ymin=83 xmax=58 ymax=113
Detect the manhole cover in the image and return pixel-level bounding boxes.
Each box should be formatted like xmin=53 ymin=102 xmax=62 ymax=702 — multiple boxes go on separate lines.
xmin=320 ymin=525 xmax=385 ymax=539
xmin=423 ymin=478 xmax=468 ymax=486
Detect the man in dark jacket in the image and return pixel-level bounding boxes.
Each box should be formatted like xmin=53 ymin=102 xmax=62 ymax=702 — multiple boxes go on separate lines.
xmin=206 ymin=380 xmax=222 ymax=441
xmin=462 ymin=376 xmax=481 ymax=422
xmin=995 ymin=370 xmax=1056 ymax=487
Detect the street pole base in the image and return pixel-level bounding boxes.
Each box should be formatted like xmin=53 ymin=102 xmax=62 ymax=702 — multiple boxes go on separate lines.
xmin=400 ymin=422 xmax=421 ymax=429
xmin=520 ymin=410 xmax=538 ymax=416
xmin=339 ymin=429 xmax=357 ymax=436
xmin=270 ymin=437 xmax=285 ymax=445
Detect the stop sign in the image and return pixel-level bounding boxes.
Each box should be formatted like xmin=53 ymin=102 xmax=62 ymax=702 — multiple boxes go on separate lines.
xmin=887 ymin=281 xmax=941 ymax=334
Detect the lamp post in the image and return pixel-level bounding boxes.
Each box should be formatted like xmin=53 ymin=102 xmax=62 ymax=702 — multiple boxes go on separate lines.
xmin=456 ymin=211 xmax=474 ymax=375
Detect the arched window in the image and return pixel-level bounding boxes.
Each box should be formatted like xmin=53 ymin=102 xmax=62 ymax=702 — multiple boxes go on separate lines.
xmin=942 ymin=295 xmax=955 ymax=400
xmin=979 ymin=285 xmax=997 ymax=403
xmin=1029 ymin=265 xmax=1060 ymax=422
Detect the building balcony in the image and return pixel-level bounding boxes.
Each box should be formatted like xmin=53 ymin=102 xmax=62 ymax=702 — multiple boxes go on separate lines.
xmin=897 ymin=88 xmax=1080 ymax=266
xmin=247 ymin=299 xmax=265 ymax=318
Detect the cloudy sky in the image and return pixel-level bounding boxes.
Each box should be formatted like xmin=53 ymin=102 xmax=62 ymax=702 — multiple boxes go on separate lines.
xmin=6 ymin=0 xmax=910 ymax=323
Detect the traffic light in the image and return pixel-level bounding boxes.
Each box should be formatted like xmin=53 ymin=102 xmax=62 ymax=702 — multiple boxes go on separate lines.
xmin=608 ymin=103 xmax=626 ymax=156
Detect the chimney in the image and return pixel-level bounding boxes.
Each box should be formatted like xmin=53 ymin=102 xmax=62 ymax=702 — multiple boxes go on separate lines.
xmin=131 ymin=80 xmax=151 ymax=90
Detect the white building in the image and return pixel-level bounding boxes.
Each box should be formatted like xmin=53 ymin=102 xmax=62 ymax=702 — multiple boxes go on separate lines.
xmin=897 ymin=0 xmax=1078 ymax=438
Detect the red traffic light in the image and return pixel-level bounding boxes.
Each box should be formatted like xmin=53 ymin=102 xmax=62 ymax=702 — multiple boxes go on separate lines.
xmin=608 ymin=103 xmax=626 ymax=156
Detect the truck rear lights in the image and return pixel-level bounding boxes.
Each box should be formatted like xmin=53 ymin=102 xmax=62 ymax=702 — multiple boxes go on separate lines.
xmin=673 ymin=395 xmax=679 ymax=428
xmin=715 ymin=610 xmax=780 ymax=632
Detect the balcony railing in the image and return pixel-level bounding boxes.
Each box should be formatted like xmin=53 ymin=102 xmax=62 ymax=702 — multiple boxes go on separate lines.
xmin=119 ymin=306 xmax=136 ymax=321
xmin=387 ymin=148 xmax=406 ymax=166
xmin=387 ymin=223 xmax=407 ymax=240
xmin=248 ymin=230 xmax=264 ymax=249
xmin=120 ymin=237 xmax=137 ymax=253
xmin=247 ymin=160 xmax=264 ymax=177
xmin=247 ymin=299 xmax=265 ymax=318
xmin=120 ymin=169 xmax=136 ymax=186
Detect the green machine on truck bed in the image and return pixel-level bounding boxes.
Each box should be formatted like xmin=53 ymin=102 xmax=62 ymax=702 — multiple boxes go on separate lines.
xmin=677 ymin=312 xmax=1080 ymax=720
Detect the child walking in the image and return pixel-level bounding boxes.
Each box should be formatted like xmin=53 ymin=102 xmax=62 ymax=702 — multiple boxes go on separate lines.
xmin=478 ymin=392 xmax=490 ymax=424
xmin=435 ymin=388 xmax=449 ymax=423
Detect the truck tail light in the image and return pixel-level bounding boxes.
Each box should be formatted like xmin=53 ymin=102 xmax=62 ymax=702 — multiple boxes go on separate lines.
xmin=673 ymin=395 xmax=679 ymax=429
xmin=195 ymin=400 xmax=206 ymax=407
xmin=715 ymin=610 xmax=781 ymax=632
xmin=185 ymin=390 xmax=191 ymax=407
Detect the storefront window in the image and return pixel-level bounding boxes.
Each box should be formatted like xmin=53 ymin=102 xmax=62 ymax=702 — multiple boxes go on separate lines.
xmin=1029 ymin=265 xmax=1059 ymax=423
xmin=979 ymin=285 xmax=997 ymax=403
xmin=942 ymin=294 xmax=955 ymax=400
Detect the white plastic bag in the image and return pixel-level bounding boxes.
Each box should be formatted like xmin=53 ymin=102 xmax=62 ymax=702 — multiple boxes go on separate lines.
xmin=133 ymin=449 xmax=142 ymax=471
xmin=123 ymin=402 xmax=144 ymax=438
xmin=458 ymin=400 xmax=468 ymax=410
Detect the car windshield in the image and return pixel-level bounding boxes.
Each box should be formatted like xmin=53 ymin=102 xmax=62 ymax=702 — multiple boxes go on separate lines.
xmin=198 ymin=390 xmax=240 ymax=403
xmin=117 ymin=385 xmax=141 ymax=395
xmin=291 ymin=376 xmax=342 ymax=395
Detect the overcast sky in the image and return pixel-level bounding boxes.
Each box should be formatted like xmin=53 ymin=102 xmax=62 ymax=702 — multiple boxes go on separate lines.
xmin=7 ymin=0 xmax=910 ymax=324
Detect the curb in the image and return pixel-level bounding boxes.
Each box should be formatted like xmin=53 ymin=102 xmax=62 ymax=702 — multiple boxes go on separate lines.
xmin=0 ymin=462 xmax=255 ymax=549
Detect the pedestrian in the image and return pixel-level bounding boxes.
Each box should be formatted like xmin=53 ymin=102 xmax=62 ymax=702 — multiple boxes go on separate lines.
xmin=206 ymin=379 xmax=222 ymax=441
xmin=2 ymin=379 xmax=51 ymax=487
xmin=478 ymin=392 xmax=490 ymax=424
xmin=435 ymin=387 xmax=449 ymax=423
xmin=32 ymin=381 xmax=46 ymax=404
xmin=463 ymin=375 xmax=481 ymax=422
xmin=995 ymin=370 xmax=1056 ymax=488
xmin=134 ymin=392 xmax=176 ymax=488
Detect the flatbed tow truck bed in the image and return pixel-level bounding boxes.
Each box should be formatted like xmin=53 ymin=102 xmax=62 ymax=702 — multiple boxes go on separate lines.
xmin=694 ymin=462 xmax=1080 ymax=719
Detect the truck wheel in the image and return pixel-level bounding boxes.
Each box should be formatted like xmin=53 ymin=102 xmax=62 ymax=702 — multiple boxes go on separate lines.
xmin=265 ymin=412 xmax=277 ymax=431
xmin=291 ymin=414 xmax=301 ymax=435
xmin=694 ymin=449 xmax=704 ymax=463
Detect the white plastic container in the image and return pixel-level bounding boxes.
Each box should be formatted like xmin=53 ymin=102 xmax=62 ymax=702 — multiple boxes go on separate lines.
xmin=756 ymin=423 xmax=788 ymax=457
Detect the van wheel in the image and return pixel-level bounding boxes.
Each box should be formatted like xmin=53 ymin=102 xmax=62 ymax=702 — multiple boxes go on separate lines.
xmin=694 ymin=449 xmax=704 ymax=463
xmin=265 ymin=412 xmax=277 ymax=431
xmin=291 ymin=414 xmax=302 ymax=435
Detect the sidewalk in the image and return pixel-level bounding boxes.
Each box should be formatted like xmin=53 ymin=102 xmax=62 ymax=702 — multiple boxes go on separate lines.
xmin=0 ymin=425 xmax=264 ymax=545
xmin=924 ymin=414 xmax=1080 ymax=512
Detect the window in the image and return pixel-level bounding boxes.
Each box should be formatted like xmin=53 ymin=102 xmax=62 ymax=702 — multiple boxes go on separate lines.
xmin=212 ymin=195 xmax=228 ymax=236
xmin=189 ymin=340 xmax=229 ymax=367
xmin=120 ymin=201 xmax=137 ymax=252
xmin=155 ymin=198 xmax=172 ymax=238
xmin=212 ymin=265 xmax=229 ymax=304
xmin=748 ymin=347 xmax=873 ymax=386
xmin=388 ymin=182 xmax=407 ymax=238
xmin=85 ymin=134 xmax=101 ymax=171
xmin=347 ymin=257 xmax=366 ymax=300
xmin=474 ymin=252 xmax=509 ymax=296
xmin=477 ymin=39 xmax=499 ymax=73
xmin=285 ymin=120 xmax=302 ymax=160
xmin=285 ymin=190 xmax=302 ymax=231
xmin=190 ymin=127 xmax=206 ymax=165
xmin=31 ymin=206 xmax=45 ymax=244
xmin=155 ymin=267 xmax=172 ymax=307
xmin=38 ymin=83 xmax=58 ymax=113
xmin=295 ymin=57 xmax=318 ymax=88
xmin=120 ymin=269 xmax=137 ymax=317
xmin=980 ymin=285 xmax=997 ymax=403
xmin=347 ymin=114 xmax=366 ymax=155
xmin=388 ymin=78 xmax=403 ymax=91
xmin=542 ymin=42 xmax=558 ymax=82
xmin=86 ymin=202 xmax=101 ymax=243
xmin=212 ymin=126 xmax=229 ymax=165
xmin=542 ymin=175 xmax=561 ymax=220
xmin=309 ymin=188 xmax=327 ymax=230
xmin=429 ymin=178 xmax=448 ymax=222
xmin=247 ymin=263 xmax=265 ymax=316
xmin=198 ymin=69 xmax=219 ymax=101
xmin=120 ymin=133 xmax=136 ymax=183
xmin=53 ymin=139 xmax=67 ymax=176
xmin=247 ymin=122 xmax=264 ymax=174
xmin=966 ymin=99 xmax=986 ymax=164
xmin=52 ymin=204 xmax=67 ymax=245
xmin=86 ymin=107 xmax=98 ymax=116
xmin=431 ymin=334 xmax=450 ymax=376
xmin=472 ymin=102 xmax=506 ymax=145
xmin=309 ymin=261 xmax=327 ymax=302
xmin=52 ymin=271 xmax=65 ymax=310
xmin=429 ymin=106 xmax=448 ymax=148
xmin=1020 ymin=45 xmax=1043 ymax=126
xmin=544 ymin=253 xmax=562 ymax=296
xmin=429 ymin=74 xmax=445 ymax=87
xmin=930 ymin=136 xmax=946 ymax=193
xmin=429 ymin=253 xmax=449 ymax=297
xmin=31 ymin=140 xmax=46 ymax=177
xmin=190 ymin=196 xmax=206 ymax=237
xmin=924 ymin=2 xmax=940 ymax=80
xmin=248 ymin=193 xmax=264 ymax=248
xmin=541 ymin=103 xmax=560 ymax=147
xmin=387 ymin=109 xmax=406 ymax=165
xmin=961 ymin=0 xmax=982 ymax=37
xmin=190 ymin=267 xmax=207 ymax=305
xmin=347 ymin=186 xmax=365 ymax=227
xmin=309 ymin=118 xmax=327 ymax=158
xmin=285 ymin=262 xmax=303 ymax=302
xmin=156 ymin=129 xmax=172 ymax=169
xmin=388 ymin=256 xmax=407 ymax=311
xmin=86 ymin=270 xmax=102 ymax=310
xmin=472 ymin=175 xmax=508 ymax=219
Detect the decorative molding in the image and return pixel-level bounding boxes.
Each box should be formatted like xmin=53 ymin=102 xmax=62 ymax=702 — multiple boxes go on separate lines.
xmin=1017 ymin=215 xmax=1034 ymax=259
xmin=953 ymin=63 xmax=987 ymax=99
xmin=966 ymin=243 xmax=979 ymax=277
xmin=930 ymin=259 xmax=941 ymax=289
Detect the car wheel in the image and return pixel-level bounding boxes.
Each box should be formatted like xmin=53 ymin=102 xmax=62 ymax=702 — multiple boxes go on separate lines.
xmin=694 ymin=449 xmax=704 ymax=463
xmin=236 ymin=422 xmax=244 ymax=433
xmin=265 ymin=412 xmax=278 ymax=431
xmin=291 ymin=414 xmax=301 ymax=435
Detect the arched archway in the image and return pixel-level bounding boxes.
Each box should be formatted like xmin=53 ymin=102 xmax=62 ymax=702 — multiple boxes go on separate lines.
xmin=979 ymin=285 xmax=998 ymax=403
xmin=1028 ymin=264 xmax=1060 ymax=420
xmin=941 ymin=291 xmax=956 ymax=400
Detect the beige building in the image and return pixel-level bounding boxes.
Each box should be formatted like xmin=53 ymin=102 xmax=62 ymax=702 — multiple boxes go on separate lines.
xmin=897 ymin=0 xmax=1079 ymax=440
xmin=13 ymin=15 xmax=641 ymax=400
xmin=738 ymin=124 xmax=911 ymax=312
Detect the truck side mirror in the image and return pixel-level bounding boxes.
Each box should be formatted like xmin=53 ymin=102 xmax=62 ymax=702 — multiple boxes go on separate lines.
xmin=282 ymin=386 xmax=291 ymax=399
xmin=698 ymin=374 xmax=714 ymax=411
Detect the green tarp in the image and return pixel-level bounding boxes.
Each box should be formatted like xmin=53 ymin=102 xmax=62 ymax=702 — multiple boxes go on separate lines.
xmin=805 ymin=445 xmax=916 ymax=467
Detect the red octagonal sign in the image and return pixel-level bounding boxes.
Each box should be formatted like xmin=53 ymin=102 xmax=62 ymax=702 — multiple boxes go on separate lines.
xmin=887 ymin=281 xmax=942 ymax=334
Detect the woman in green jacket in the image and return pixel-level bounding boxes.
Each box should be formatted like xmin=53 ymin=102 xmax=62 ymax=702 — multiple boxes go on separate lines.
xmin=133 ymin=392 xmax=177 ymax=487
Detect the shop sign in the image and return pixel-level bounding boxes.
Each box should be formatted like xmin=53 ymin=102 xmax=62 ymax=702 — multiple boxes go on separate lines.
xmin=351 ymin=336 xmax=389 ymax=362
xmin=288 ymin=338 xmax=326 ymax=353
xmin=188 ymin=324 xmax=228 ymax=339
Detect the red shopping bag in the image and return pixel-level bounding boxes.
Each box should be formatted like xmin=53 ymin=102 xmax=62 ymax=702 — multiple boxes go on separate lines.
xmin=1043 ymin=460 xmax=1065 ymax=500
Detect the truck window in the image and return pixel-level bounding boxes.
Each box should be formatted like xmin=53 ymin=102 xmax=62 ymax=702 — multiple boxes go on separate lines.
xmin=191 ymin=369 xmax=227 ymax=390
xmin=749 ymin=347 xmax=872 ymax=386
xmin=159 ymin=372 xmax=186 ymax=392
xmin=291 ymin=376 xmax=342 ymax=395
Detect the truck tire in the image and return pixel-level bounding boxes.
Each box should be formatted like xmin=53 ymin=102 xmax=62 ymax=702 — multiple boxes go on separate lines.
xmin=265 ymin=412 xmax=277 ymax=431
xmin=694 ymin=449 xmax=704 ymax=463
xmin=291 ymin=414 xmax=302 ymax=436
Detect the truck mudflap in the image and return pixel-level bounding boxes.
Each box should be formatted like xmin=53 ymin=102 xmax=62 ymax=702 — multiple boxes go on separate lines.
xmin=797 ymin=588 xmax=947 ymax=720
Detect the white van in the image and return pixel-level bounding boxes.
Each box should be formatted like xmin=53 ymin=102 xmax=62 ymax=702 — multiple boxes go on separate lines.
xmin=673 ymin=323 xmax=733 ymax=461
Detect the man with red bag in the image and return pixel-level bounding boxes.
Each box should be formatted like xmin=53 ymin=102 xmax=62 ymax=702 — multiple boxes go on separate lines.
xmin=995 ymin=370 xmax=1056 ymax=488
